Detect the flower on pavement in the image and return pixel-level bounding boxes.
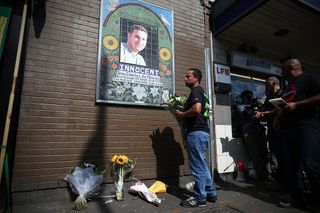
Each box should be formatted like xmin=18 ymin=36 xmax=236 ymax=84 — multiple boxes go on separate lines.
xmin=111 ymin=155 xmax=118 ymax=162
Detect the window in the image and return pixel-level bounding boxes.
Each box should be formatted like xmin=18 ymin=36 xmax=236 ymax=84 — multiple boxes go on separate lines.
xmin=230 ymin=72 xmax=266 ymax=138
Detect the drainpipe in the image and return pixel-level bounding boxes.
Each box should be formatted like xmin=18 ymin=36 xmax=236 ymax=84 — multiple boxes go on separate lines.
xmin=209 ymin=31 xmax=218 ymax=178
xmin=205 ymin=48 xmax=216 ymax=179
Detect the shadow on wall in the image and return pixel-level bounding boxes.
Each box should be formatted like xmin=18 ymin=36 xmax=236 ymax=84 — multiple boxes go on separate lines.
xmin=81 ymin=105 xmax=107 ymax=171
xmin=220 ymin=137 xmax=248 ymax=172
xmin=32 ymin=0 xmax=46 ymax=38
xmin=150 ymin=127 xmax=185 ymax=188
xmin=77 ymin=105 xmax=110 ymax=212
xmin=150 ymin=127 xmax=194 ymax=200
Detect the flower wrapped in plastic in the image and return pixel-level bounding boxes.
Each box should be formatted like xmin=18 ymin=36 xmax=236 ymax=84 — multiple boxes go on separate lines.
xmin=64 ymin=163 xmax=106 ymax=210
xmin=129 ymin=181 xmax=161 ymax=206
xmin=161 ymin=94 xmax=187 ymax=143
xmin=161 ymin=94 xmax=187 ymax=115
xmin=111 ymin=155 xmax=135 ymax=201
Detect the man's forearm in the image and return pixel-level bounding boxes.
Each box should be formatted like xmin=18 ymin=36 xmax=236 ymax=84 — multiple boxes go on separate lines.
xmin=180 ymin=108 xmax=199 ymax=118
xmin=295 ymin=94 xmax=320 ymax=108
xmin=180 ymin=103 xmax=201 ymax=119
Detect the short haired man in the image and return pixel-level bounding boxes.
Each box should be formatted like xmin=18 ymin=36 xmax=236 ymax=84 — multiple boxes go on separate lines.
xmin=280 ymin=58 xmax=320 ymax=209
xmin=254 ymin=76 xmax=286 ymax=186
xmin=120 ymin=24 xmax=147 ymax=66
xmin=175 ymin=68 xmax=217 ymax=208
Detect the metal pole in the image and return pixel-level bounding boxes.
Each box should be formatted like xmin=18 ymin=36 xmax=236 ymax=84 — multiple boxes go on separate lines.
xmin=205 ymin=48 xmax=215 ymax=179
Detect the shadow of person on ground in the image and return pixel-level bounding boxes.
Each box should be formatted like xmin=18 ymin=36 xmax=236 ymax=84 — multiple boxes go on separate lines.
xmin=217 ymin=137 xmax=295 ymax=209
xmin=150 ymin=127 xmax=192 ymax=200
xmin=214 ymin=170 xmax=290 ymax=207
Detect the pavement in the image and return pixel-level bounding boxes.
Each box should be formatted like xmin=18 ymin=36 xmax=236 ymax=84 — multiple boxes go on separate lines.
xmin=10 ymin=175 xmax=317 ymax=213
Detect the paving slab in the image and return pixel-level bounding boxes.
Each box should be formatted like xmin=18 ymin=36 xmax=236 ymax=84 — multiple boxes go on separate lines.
xmin=11 ymin=176 xmax=311 ymax=213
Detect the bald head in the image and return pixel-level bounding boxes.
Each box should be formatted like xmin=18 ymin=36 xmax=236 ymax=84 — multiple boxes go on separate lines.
xmin=282 ymin=58 xmax=303 ymax=81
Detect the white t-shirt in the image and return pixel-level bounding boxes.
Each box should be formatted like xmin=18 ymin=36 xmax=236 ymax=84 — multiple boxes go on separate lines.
xmin=120 ymin=42 xmax=146 ymax=66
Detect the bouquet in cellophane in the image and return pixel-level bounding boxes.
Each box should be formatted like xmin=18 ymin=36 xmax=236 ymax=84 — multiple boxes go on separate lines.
xmin=64 ymin=163 xmax=106 ymax=210
xmin=111 ymin=155 xmax=135 ymax=201
xmin=161 ymin=94 xmax=187 ymax=115
xmin=161 ymin=94 xmax=187 ymax=144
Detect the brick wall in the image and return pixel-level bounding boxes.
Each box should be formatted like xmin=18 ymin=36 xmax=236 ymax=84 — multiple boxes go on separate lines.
xmin=12 ymin=0 xmax=210 ymax=191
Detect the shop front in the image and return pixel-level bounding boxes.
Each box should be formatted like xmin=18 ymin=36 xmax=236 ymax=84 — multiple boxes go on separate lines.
xmin=210 ymin=0 xmax=320 ymax=174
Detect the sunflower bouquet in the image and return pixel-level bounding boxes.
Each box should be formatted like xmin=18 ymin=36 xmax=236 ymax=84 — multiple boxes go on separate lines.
xmin=64 ymin=163 xmax=106 ymax=210
xmin=111 ymin=155 xmax=135 ymax=201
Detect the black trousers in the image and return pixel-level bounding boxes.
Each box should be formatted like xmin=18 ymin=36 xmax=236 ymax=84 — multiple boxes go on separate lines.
xmin=268 ymin=127 xmax=285 ymax=183
xmin=283 ymin=123 xmax=320 ymax=202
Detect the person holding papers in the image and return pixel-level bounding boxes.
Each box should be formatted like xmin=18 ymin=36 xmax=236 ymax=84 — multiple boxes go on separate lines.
xmin=253 ymin=76 xmax=286 ymax=189
xmin=279 ymin=58 xmax=320 ymax=210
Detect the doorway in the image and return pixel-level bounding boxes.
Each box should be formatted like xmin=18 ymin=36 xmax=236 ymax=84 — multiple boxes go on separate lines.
xmin=230 ymin=72 xmax=266 ymax=138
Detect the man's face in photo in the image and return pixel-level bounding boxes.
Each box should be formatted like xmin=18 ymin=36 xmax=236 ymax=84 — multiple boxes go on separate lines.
xmin=127 ymin=29 xmax=148 ymax=53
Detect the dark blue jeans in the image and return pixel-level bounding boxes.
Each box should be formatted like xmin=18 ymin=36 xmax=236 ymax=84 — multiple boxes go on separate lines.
xmin=186 ymin=131 xmax=217 ymax=201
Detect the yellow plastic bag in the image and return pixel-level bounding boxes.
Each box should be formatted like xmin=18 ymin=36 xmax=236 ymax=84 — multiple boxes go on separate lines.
xmin=148 ymin=181 xmax=166 ymax=194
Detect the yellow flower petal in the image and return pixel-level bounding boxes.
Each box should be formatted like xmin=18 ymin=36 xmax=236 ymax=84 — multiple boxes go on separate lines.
xmin=111 ymin=155 xmax=118 ymax=162
xmin=122 ymin=155 xmax=128 ymax=163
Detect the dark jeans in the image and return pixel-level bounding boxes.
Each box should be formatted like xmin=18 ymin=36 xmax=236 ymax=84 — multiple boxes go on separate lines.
xmin=268 ymin=127 xmax=285 ymax=183
xmin=283 ymin=123 xmax=320 ymax=202
xmin=242 ymin=129 xmax=270 ymax=179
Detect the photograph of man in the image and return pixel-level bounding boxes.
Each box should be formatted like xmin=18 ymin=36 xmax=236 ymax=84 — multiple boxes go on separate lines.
xmin=120 ymin=24 xmax=148 ymax=66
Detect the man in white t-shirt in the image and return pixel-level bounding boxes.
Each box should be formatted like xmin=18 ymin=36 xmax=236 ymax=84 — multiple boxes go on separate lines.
xmin=120 ymin=25 xmax=147 ymax=66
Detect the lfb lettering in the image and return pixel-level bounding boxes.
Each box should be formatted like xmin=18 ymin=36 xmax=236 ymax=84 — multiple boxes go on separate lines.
xmin=216 ymin=67 xmax=230 ymax=75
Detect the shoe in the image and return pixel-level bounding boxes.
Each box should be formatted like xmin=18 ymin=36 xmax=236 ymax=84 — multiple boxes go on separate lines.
xmin=180 ymin=197 xmax=206 ymax=208
xmin=206 ymin=195 xmax=217 ymax=203
xmin=278 ymin=201 xmax=292 ymax=208
xmin=278 ymin=199 xmax=309 ymax=210
xmin=265 ymin=175 xmax=275 ymax=182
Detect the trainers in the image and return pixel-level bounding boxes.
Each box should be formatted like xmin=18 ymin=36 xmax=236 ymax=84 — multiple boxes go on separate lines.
xmin=278 ymin=199 xmax=309 ymax=210
xmin=180 ymin=197 xmax=206 ymax=208
xmin=207 ymin=195 xmax=217 ymax=203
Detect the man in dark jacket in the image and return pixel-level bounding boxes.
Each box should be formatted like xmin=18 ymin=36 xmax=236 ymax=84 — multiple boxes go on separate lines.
xmin=280 ymin=58 xmax=320 ymax=210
